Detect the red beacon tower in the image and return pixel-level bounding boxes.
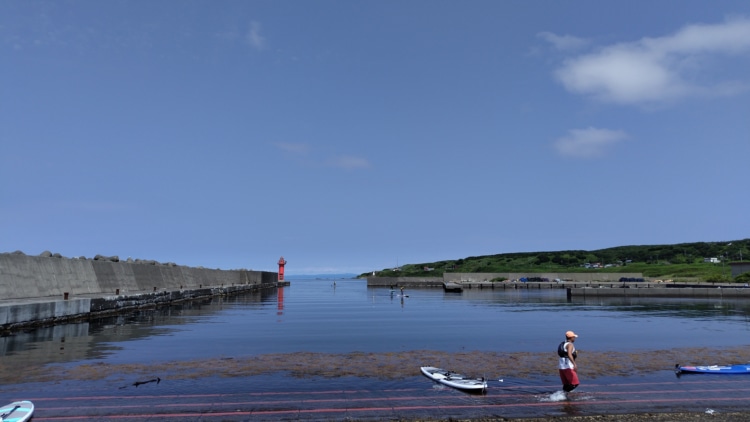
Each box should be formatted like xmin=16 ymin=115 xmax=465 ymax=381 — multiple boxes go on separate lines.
xmin=277 ymin=256 xmax=287 ymax=281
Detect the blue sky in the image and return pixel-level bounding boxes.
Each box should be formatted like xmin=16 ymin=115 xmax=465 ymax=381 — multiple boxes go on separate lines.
xmin=2 ymin=1 xmax=749 ymax=275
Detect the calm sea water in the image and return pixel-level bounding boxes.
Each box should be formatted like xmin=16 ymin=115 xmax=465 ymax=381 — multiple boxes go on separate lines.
xmin=4 ymin=278 xmax=750 ymax=365
xmin=5 ymin=278 xmax=750 ymax=420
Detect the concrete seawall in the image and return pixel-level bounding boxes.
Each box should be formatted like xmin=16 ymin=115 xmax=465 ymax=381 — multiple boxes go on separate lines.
xmin=367 ymin=272 xmax=648 ymax=287
xmin=568 ymin=286 xmax=750 ymax=299
xmin=0 ymin=253 xmax=276 ymax=299
xmin=368 ymin=278 xmax=657 ymax=291
xmin=443 ymin=272 xmax=647 ymax=283
xmin=0 ymin=253 xmax=280 ymax=332
xmin=367 ymin=277 xmax=444 ymax=287
xmin=367 ymin=276 xmax=747 ymax=297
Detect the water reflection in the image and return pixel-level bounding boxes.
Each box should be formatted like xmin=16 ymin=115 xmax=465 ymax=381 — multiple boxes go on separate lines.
xmin=570 ymin=295 xmax=750 ymax=319
xmin=6 ymin=281 xmax=750 ymax=421
xmin=0 ymin=323 xmax=93 ymax=363
xmin=3 ymin=281 xmax=750 ymax=369
xmin=0 ymin=287 xmax=279 ymax=367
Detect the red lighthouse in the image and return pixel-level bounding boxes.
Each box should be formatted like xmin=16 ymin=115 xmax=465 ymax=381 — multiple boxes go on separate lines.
xmin=278 ymin=256 xmax=287 ymax=281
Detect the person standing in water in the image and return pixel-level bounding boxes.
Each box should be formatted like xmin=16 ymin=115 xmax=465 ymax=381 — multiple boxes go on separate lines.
xmin=558 ymin=330 xmax=579 ymax=392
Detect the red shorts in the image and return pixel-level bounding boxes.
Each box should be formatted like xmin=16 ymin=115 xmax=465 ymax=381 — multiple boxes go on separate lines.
xmin=559 ymin=368 xmax=579 ymax=390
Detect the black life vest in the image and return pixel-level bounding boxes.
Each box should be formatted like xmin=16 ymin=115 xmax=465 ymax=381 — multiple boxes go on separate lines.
xmin=557 ymin=341 xmax=578 ymax=359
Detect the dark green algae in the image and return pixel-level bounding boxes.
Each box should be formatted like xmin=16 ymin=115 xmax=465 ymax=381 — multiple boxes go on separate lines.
xmin=3 ymin=345 xmax=750 ymax=385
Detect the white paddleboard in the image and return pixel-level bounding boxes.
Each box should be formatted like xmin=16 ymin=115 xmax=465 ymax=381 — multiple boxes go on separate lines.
xmin=420 ymin=366 xmax=487 ymax=392
xmin=0 ymin=401 xmax=34 ymax=422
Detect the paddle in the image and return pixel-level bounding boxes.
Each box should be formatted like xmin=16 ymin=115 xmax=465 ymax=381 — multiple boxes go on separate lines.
xmin=118 ymin=377 xmax=161 ymax=390
xmin=2 ymin=404 xmax=20 ymax=418
xmin=133 ymin=377 xmax=161 ymax=387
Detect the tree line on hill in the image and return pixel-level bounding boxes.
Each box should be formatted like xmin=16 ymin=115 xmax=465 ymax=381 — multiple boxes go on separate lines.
xmin=364 ymin=239 xmax=750 ymax=280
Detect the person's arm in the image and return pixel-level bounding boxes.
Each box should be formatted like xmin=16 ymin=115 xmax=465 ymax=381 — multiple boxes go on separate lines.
xmin=566 ymin=343 xmax=577 ymax=370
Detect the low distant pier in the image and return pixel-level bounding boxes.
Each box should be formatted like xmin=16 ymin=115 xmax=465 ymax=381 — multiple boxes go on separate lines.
xmin=366 ymin=276 xmax=748 ymax=297
xmin=567 ymin=285 xmax=750 ymax=299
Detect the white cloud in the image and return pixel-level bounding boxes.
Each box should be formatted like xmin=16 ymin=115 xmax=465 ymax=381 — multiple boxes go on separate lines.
xmin=327 ymin=155 xmax=372 ymax=170
xmin=554 ymin=127 xmax=627 ymax=158
xmin=246 ymin=20 xmax=266 ymax=50
xmin=274 ymin=142 xmax=309 ymax=155
xmin=274 ymin=143 xmax=371 ymax=170
xmin=554 ymin=17 xmax=750 ymax=106
xmin=644 ymin=16 xmax=750 ymax=55
xmin=537 ymin=32 xmax=589 ymax=51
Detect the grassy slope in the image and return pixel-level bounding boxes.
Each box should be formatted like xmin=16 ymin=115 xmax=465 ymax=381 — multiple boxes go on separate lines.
xmin=363 ymin=239 xmax=750 ymax=282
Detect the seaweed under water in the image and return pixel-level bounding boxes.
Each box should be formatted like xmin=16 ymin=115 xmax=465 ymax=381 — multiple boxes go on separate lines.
xmin=3 ymin=345 xmax=749 ymax=385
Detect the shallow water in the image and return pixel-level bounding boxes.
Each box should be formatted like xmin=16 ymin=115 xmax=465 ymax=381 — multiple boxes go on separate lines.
xmin=3 ymin=278 xmax=750 ymax=420
xmin=7 ymin=370 xmax=750 ymax=421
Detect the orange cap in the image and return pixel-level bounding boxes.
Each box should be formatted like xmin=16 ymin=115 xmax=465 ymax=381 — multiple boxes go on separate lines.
xmin=565 ymin=331 xmax=578 ymax=338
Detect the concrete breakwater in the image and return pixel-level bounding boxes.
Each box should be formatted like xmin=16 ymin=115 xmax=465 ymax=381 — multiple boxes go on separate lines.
xmin=0 ymin=252 xmax=280 ymax=332
xmin=367 ymin=277 xmax=445 ymax=288
xmin=368 ymin=278 xmax=648 ymax=290
xmin=367 ymin=272 xmax=647 ymax=288
xmin=367 ymin=276 xmax=747 ymax=297
xmin=568 ymin=285 xmax=750 ymax=299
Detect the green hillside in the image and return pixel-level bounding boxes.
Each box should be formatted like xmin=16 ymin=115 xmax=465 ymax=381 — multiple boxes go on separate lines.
xmin=362 ymin=239 xmax=750 ymax=283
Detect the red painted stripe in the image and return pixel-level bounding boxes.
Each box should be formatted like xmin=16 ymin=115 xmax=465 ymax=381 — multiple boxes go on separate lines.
xmin=31 ymin=388 xmax=750 ymax=416
xmin=30 ymin=395 xmax=750 ymax=421
xmin=26 ymin=378 xmax=750 ymax=403
xmin=26 ymin=378 xmax=750 ymax=421
xmin=29 ymin=389 xmax=748 ymax=420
